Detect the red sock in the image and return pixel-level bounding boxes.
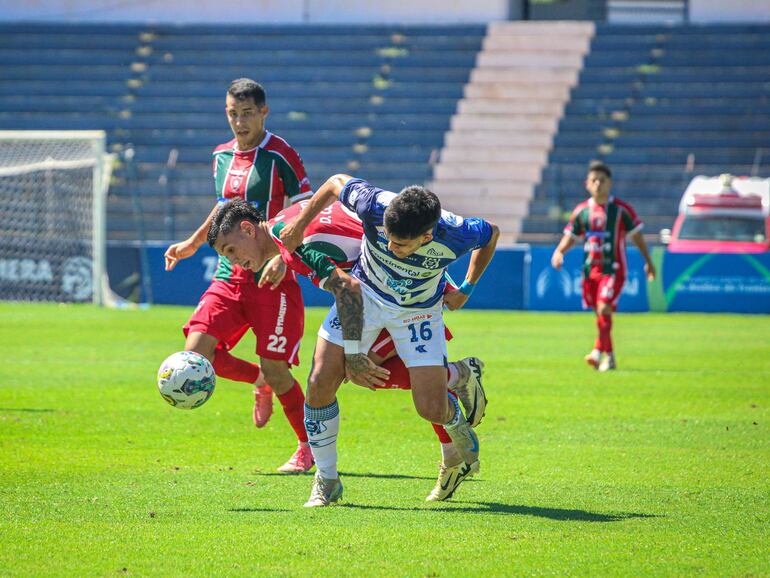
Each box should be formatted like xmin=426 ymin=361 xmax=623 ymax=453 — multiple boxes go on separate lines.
xmin=212 ymin=347 xmax=261 ymax=384
xmin=276 ymin=381 xmax=308 ymax=443
xmin=374 ymin=357 xmax=451 ymax=390
xmin=597 ymin=314 xmax=613 ymax=353
xmin=432 ymin=423 xmax=452 ymax=443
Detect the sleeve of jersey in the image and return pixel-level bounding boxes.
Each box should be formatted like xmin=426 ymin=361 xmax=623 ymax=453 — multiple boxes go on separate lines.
xmin=339 ymin=178 xmax=382 ymax=220
xmin=622 ymin=204 xmax=643 ymax=234
xmin=565 ymin=207 xmax=585 ymax=237
xmin=294 ymin=245 xmax=339 ymax=288
xmin=459 ymin=218 xmax=494 ymax=250
xmin=278 ymin=150 xmax=313 ymax=202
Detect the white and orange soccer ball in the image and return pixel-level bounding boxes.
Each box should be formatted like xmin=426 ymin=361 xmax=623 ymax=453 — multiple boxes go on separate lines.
xmin=157 ymin=351 xmax=216 ymax=409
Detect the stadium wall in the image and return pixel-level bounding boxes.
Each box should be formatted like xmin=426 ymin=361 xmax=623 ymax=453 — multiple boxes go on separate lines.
xmin=104 ymin=244 xmax=770 ymax=313
xmin=689 ymin=0 xmax=770 ymax=23
xmin=0 ymin=0 xmax=510 ymax=23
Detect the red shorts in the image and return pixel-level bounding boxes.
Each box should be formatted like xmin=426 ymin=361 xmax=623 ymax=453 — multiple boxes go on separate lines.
xmin=369 ymin=326 xmax=454 ymax=358
xmin=582 ymin=269 xmax=624 ymax=311
xmin=184 ymin=276 xmax=304 ymax=366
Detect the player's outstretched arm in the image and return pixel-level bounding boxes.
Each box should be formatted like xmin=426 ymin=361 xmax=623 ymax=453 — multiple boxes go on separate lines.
xmin=324 ymin=268 xmax=389 ymax=389
xmin=444 ymin=223 xmax=500 ymax=311
xmin=630 ymin=230 xmax=656 ymax=281
xmin=551 ymin=234 xmax=576 ymax=271
xmin=279 ymin=174 xmax=353 ymax=252
xmin=164 ymin=203 xmax=219 ymax=271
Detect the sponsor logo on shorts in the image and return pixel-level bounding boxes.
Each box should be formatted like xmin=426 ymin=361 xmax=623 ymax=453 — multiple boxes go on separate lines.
xmin=401 ymin=313 xmax=433 ymax=324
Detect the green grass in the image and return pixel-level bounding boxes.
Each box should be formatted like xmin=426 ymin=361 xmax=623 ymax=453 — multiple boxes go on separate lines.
xmin=1 ymin=303 xmax=768 ymax=577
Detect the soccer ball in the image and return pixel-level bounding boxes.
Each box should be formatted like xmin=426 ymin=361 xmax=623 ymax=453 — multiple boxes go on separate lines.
xmin=157 ymin=351 xmax=216 ymax=409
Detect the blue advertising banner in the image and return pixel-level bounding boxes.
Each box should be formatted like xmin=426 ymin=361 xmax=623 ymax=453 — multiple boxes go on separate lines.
xmin=120 ymin=244 xmax=526 ymax=309
xmin=654 ymin=251 xmax=770 ymax=313
xmin=527 ymin=247 xmax=649 ymax=312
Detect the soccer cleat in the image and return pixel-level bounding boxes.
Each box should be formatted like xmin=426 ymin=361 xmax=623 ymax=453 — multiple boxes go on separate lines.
xmin=303 ymin=472 xmax=343 ymax=507
xmin=444 ymin=414 xmax=480 ymax=466
xmin=277 ymin=443 xmax=315 ymax=474
xmin=450 ymin=357 xmax=487 ymax=428
xmin=426 ymin=460 xmax=480 ymax=502
xmin=584 ymin=351 xmax=601 ymax=370
xmin=598 ymin=353 xmax=617 ymax=372
xmin=252 ymin=385 xmax=273 ymax=428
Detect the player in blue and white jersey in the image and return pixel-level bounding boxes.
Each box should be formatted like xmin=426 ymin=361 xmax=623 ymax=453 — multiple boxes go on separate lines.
xmin=281 ymin=174 xmax=500 ymax=507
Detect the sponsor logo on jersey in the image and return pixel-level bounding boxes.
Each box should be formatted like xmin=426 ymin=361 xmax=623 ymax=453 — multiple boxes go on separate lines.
xmin=421 ymin=257 xmax=441 ymax=269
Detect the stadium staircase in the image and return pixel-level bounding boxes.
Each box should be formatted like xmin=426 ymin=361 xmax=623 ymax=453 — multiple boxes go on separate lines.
xmin=428 ymin=21 xmax=595 ymax=246
xmin=520 ymin=23 xmax=770 ymax=244
xmin=0 ymin=22 xmax=484 ymax=241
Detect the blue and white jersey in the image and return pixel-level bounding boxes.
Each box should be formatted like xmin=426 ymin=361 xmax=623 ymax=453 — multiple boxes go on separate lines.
xmin=339 ymin=178 xmax=494 ymax=308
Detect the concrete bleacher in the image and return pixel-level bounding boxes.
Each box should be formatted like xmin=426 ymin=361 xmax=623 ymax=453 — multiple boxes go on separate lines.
xmin=520 ymin=23 xmax=770 ymax=243
xmin=0 ymin=22 xmax=484 ymax=241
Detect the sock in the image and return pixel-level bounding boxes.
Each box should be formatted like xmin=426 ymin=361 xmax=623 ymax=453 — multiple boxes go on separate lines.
xmin=447 ymin=363 xmax=460 ymax=388
xmin=441 ymin=442 xmax=461 ymax=466
xmin=597 ymin=314 xmax=613 ymax=353
xmin=376 ymin=357 xmax=453 ymax=390
xmin=432 ymin=423 xmax=452 ymax=444
xmin=443 ymin=393 xmax=462 ymax=429
xmin=304 ymin=401 xmax=340 ymax=479
xmin=212 ymin=347 xmax=261 ymax=384
xmin=276 ymin=381 xmax=308 ymax=443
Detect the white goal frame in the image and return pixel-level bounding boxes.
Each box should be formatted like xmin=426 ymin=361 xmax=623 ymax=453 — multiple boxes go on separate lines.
xmin=0 ymin=130 xmax=113 ymax=305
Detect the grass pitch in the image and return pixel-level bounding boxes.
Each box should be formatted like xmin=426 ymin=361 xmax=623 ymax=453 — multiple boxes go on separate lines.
xmin=1 ymin=303 xmax=768 ymax=576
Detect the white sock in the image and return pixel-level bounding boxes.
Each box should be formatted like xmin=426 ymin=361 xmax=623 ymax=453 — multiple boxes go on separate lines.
xmin=444 ymin=394 xmax=463 ymax=429
xmin=447 ymin=363 xmax=460 ymax=388
xmin=441 ymin=442 xmax=461 ymax=466
xmin=590 ymin=348 xmax=601 ymax=360
xmin=304 ymin=401 xmax=340 ymax=479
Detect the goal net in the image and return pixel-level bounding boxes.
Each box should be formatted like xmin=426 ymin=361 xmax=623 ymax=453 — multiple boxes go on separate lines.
xmin=0 ymin=131 xmax=113 ymax=305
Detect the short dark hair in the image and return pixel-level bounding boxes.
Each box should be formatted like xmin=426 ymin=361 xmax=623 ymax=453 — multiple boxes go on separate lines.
xmin=588 ymin=160 xmax=612 ymax=178
xmin=384 ymin=185 xmax=442 ymax=239
xmin=207 ymin=198 xmax=264 ymax=247
xmin=227 ymin=78 xmax=266 ymax=107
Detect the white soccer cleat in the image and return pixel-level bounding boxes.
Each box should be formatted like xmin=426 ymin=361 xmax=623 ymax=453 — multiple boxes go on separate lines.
xmin=450 ymin=357 xmax=487 ymax=427
xmin=303 ymin=472 xmax=343 ymax=507
xmin=598 ymin=353 xmax=617 ymax=372
xmin=426 ymin=460 xmax=480 ymax=501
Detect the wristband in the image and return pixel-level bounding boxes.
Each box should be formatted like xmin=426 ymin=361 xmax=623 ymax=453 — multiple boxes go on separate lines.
xmin=343 ymin=340 xmax=360 ymax=355
xmin=458 ymin=280 xmax=476 ymax=296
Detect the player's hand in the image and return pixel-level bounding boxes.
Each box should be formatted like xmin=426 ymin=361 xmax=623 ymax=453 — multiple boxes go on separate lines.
xmin=344 ymin=353 xmax=390 ymax=390
xmin=645 ymin=262 xmax=656 ymax=281
xmin=258 ymin=255 xmax=287 ymax=289
xmin=551 ymin=250 xmax=564 ymax=270
xmin=279 ymin=220 xmax=304 ymax=253
xmin=443 ymin=290 xmax=469 ymax=311
xmin=164 ymin=239 xmax=198 ymax=271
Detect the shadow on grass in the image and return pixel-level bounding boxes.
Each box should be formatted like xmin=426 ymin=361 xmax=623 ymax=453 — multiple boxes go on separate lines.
xmin=341 ymin=501 xmax=658 ymax=522
xmin=0 ymin=407 xmax=55 ymax=413
xmin=253 ymin=471 xmax=435 ymax=481
xmin=228 ymin=507 xmax=294 ymax=513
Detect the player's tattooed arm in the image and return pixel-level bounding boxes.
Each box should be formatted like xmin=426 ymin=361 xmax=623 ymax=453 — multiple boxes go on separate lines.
xmin=324 ymin=268 xmax=389 ymax=389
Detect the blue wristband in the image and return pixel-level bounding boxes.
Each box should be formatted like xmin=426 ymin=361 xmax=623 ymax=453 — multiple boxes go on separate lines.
xmin=458 ymin=280 xmax=476 ymax=296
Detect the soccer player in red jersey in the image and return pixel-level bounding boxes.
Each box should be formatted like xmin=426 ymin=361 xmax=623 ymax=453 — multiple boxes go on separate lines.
xmin=208 ymin=198 xmax=488 ymax=501
xmin=163 ymin=79 xmax=313 ymax=472
xmin=551 ymin=161 xmax=656 ymax=371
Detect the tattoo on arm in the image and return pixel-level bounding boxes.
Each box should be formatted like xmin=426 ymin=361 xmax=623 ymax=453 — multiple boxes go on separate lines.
xmin=326 ymin=272 xmax=363 ymax=341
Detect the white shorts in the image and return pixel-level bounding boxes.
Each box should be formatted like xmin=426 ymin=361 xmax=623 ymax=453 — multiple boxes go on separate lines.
xmin=318 ymin=286 xmax=447 ymax=368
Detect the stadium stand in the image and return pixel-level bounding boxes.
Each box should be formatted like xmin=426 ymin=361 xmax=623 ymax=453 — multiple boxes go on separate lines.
xmin=428 ymin=21 xmax=595 ymax=246
xmin=3 ymin=21 xmax=769 ymax=246
xmin=0 ymin=22 xmax=484 ymax=241
xmin=520 ymin=23 xmax=770 ymax=244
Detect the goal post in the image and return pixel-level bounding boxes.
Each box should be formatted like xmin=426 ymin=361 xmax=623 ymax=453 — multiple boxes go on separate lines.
xmin=0 ymin=131 xmax=114 ymax=305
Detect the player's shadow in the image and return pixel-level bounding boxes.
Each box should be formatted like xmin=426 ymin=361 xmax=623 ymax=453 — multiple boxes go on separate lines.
xmin=253 ymin=471 xmax=435 ymax=481
xmin=341 ymin=501 xmax=658 ymax=522
xmin=0 ymin=407 xmax=55 ymax=413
